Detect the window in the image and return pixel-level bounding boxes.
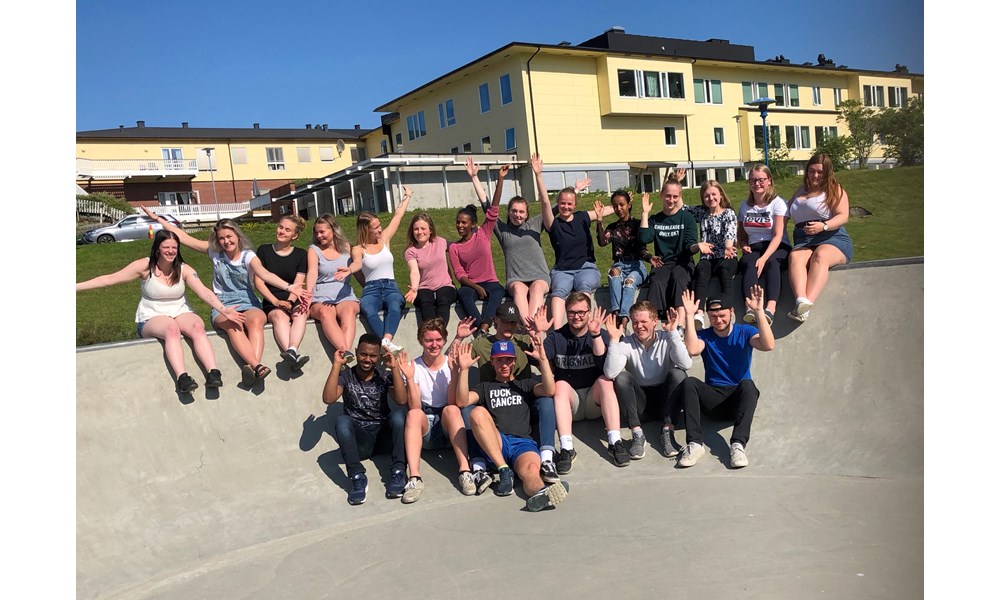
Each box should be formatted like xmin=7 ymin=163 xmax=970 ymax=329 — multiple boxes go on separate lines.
xmin=395 ymin=133 xmax=403 ymax=145
xmin=619 ymin=70 xmax=686 ymax=99
xmin=266 ymin=147 xmax=285 ymax=171
xmin=500 ymin=74 xmax=512 ymax=105
xmin=888 ymin=86 xmax=908 ymax=107
xmin=479 ymin=83 xmax=491 ymax=113
xmin=158 ymin=191 xmax=196 ymax=206
xmin=380 ymin=141 xmax=388 ymax=155
xmin=833 ymin=88 xmax=844 ymax=106
xmin=296 ymin=147 xmax=311 ymax=162
xmin=231 ymin=147 xmax=247 ymax=164
xmin=406 ymin=111 xmax=427 ymax=141
xmin=742 ymin=82 xmax=769 ymax=104
xmin=753 ymin=125 xmax=781 ymax=149
xmin=814 ymin=126 xmax=839 ymax=143
xmin=812 ymin=86 xmax=822 ymax=106
xmin=773 ymin=84 xmax=800 ymax=107
xmin=664 ymin=126 xmax=676 ymax=146
xmin=161 ymin=148 xmax=184 ymax=170
xmin=462 ymin=142 xmax=472 ymax=153
xmin=450 ymin=147 xmax=460 ymax=154
xmin=350 ymin=147 xmax=367 ymax=162
xmin=437 ymin=99 xmax=456 ymax=128
xmin=504 ymin=127 xmax=516 ymax=151
xmin=713 ymin=127 xmax=725 ymax=145
xmin=785 ymin=125 xmax=811 ymax=149
xmin=481 ymin=136 xmax=492 ymax=152
xmin=319 ymin=146 xmax=335 ymax=161
xmin=694 ymin=79 xmax=722 ymax=104
xmin=863 ymin=85 xmax=885 ymax=107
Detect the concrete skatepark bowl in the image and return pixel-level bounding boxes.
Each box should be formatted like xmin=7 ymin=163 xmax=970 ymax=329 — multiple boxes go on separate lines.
xmin=77 ymin=259 xmax=923 ymax=599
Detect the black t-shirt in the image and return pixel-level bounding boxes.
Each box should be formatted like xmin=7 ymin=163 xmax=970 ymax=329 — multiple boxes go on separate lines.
xmin=472 ymin=377 xmax=540 ymax=439
xmin=339 ymin=367 xmax=393 ymax=429
xmin=544 ymin=325 xmax=609 ymax=389
xmin=549 ymin=211 xmax=596 ymax=270
xmin=255 ymin=244 xmax=308 ymax=307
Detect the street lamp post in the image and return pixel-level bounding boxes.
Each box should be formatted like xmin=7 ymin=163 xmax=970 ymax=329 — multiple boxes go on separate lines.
xmin=203 ymin=147 xmax=220 ymax=220
xmin=748 ymin=98 xmax=776 ymax=167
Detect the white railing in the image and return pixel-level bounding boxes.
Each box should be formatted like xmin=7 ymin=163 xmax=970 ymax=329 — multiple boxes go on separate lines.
xmin=155 ymin=201 xmax=253 ymax=222
xmin=76 ymin=199 xmax=130 ymax=222
xmin=77 ymin=157 xmax=199 ymax=179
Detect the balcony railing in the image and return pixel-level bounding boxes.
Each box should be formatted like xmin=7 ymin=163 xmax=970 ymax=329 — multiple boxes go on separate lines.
xmin=77 ymin=157 xmax=199 ymax=179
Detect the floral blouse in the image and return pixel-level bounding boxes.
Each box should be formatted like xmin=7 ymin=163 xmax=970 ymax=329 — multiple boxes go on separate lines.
xmin=684 ymin=205 xmax=738 ymax=260
xmin=596 ymin=217 xmax=653 ymax=263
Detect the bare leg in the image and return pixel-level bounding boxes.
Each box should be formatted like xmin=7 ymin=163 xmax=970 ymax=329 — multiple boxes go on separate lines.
xmin=553 ymin=381 xmax=575 ymax=438
xmin=404 ymin=408 xmax=429 ymax=478
xmin=508 ymin=282 xmax=530 ymax=326
xmin=550 ymin=296 xmax=566 ymax=330
xmin=337 ymin=301 xmax=360 ymax=350
xmin=289 ymin=310 xmax=309 ymax=350
xmin=442 ymin=405 xmax=470 ymax=472
xmin=243 ymin=308 xmax=267 ymax=365
xmin=805 ymin=245 xmax=848 ymax=302
xmin=140 ymin=316 xmax=188 ymax=375
xmin=174 ymin=312 xmax=217 ymax=371
xmin=528 ymin=279 xmax=550 ymax=319
xmin=592 ymin=376 xmax=620 ymax=432
xmin=310 ymin=303 xmax=348 ymax=351
xmin=214 ymin=314 xmax=257 ymax=367
xmin=267 ymin=309 xmax=292 ymax=351
xmin=787 ymin=248 xmax=814 ymax=300
xmin=469 ymin=406 xmax=505 ymax=466
xmin=513 ymin=452 xmax=544 ymax=496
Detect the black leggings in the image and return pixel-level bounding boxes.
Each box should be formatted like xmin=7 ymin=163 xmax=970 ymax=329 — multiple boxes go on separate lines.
xmin=414 ymin=286 xmax=457 ymax=327
xmin=694 ymin=257 xmax=737 ymax=307
xmin=739 ymin=242 xmax=790 ymax=305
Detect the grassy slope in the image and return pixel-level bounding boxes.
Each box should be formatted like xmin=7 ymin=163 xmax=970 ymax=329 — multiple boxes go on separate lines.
xmin=76 ymin=166 xmax=923 ymax=346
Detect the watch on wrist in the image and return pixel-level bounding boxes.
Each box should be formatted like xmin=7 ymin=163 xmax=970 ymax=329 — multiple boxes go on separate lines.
xmin=822 ymin=222 xmax=829 ymax=231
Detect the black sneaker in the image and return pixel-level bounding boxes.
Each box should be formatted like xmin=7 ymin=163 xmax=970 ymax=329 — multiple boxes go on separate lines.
xmin=176 ymin=373 xmax=198 ymax=393
xmin=293 ymin=352 xmax=310 ymax=370
xmin=205 ymin=369 xmax=223 ymax=388
xmin=496 ymin=466 xmax=514 ymax=496
xmin=386 ymin=469 xmax=407 ymax=498
xmin=348 ymin=473 xmax=368 ymax=505
xmin=540 ymin=460 xmax=560 ymax=483
xmin=526 ymin=481 xmax=569 ymax=512
xmin=472 ymin=470 xmax=493 ymax=495
xmin=608 ymin=440 xmax=631 ymax=467
xmin=556 ymin=448 xmax=578 ymax=475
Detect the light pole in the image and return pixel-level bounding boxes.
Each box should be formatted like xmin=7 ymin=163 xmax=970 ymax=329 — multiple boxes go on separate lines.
xmin=748 ymin=98 xmax=775 ymax=167
xmin=203 ymin=147 xmax=220 ymax=220
xmin=733 ymin=114 xmax=743 ymax=179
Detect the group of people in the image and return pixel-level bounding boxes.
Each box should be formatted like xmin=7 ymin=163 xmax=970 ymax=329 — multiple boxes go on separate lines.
xmin=76 ymin=151 xmax=852 ymax=511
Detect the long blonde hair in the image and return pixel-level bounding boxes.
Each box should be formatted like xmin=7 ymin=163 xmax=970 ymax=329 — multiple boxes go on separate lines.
xmin=313 ymin=214 xmax=351 ymax=253
xmin=208 ymin=219 xmax=254 ymax=254
xmin=744 ymin=164 xmax=777 ymax=206
xmin=355 ymin=211 xmax=379 ymax=246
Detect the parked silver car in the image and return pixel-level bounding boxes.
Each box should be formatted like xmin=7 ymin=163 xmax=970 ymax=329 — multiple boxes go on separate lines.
xmin=80 ymin=213 xmax=181 ymax=244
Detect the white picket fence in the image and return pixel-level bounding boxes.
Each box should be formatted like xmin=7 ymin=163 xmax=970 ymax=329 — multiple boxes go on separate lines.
xmin=77 ymin=199 xmax=130 ymax=222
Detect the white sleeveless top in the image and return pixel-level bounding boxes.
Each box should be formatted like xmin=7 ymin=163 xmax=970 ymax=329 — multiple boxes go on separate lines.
xmin=788 ymin=191 xmax=832 ymax=224
xmin=360 ymin=243 xmax=394 ymax=281
xmin=135 ymin=270 xmax=193 ymax=323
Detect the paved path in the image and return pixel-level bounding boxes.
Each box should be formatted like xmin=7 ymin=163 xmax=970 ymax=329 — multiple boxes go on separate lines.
xmin=77 ymin=260 xmax=923 ymax=599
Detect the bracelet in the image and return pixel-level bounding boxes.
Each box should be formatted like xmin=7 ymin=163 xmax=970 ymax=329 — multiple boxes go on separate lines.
xmin=590 ymin=332 xmax=602 ymax=339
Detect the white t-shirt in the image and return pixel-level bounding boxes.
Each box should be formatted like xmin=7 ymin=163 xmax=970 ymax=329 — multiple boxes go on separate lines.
xmin=739 ymin=196 xmax=790 ymax=246
xmin=411 ymin=355 xmax=451 ymax=408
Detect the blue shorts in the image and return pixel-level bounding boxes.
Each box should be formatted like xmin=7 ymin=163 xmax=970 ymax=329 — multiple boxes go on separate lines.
xmin=486 ymin=433 xmax=538 ymax=467
xmin=549 ymin=262 xmax=600 ymax=298
xmin=211 ymin=300 xmax=263 ymax=322
xmin=136 ymin=321 xmax=146 ymax=338
xmin=421 ymin=405 xmax=451 ymax=450
xmin=792 ymin=224 xmax=854 ymax=264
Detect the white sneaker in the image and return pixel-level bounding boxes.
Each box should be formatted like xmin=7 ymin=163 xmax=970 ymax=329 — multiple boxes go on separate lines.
xmin=401 ymin=477 xmax=424 ymax=504
xmin=787 ymin=309 xmax=810 ymax=323
xmin=458 ymin=471 xmax=477 ymax=496
xmin=381 ymin=338 xmax=404 ymax=357
xmin=693 ymin=312 xmax=708 ymax=330
xmin=796 ymin=298 xmax=814 ymax=314
xmin=730 ymin=443 xmax=748 ymax=468
xmin=677 ymin=442 xmax=706 ymax=468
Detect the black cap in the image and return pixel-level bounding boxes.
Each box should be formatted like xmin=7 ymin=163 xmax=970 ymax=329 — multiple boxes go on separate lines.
xmin=496 ymin=301 xmax=520 ymax=323
xmin=705 ymin=297 xmax=732 ymax=311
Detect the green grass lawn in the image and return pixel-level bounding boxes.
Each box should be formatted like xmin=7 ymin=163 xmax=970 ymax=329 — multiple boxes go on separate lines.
xmin=76 ymin=166 xmax=923 ymax=346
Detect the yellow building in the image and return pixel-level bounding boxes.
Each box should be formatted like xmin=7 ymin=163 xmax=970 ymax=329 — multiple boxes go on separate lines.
xmin=76 ymin=121 xmax=373 ymax=212
xmin=364 ymin=28 xmax=923 ymax=197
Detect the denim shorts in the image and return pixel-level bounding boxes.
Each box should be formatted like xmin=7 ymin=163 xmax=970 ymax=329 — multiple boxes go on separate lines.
xmin=136 ymin=321 xmax=146 ymax=338
xmin=422 ymin=405 xmax=451 ymax=450
xmin=549 ymin=262 xmax=600 ymax=298
xmin=792 ymin=224 xmax=854 ymax=264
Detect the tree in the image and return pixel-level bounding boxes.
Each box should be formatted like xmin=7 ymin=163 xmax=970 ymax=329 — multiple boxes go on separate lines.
xmin=837 ymin=99 xmax=879 ymax=169
xmin=757 ymin=143 xmax=794 ymax=180
xmin=877 ymin=96 xmax=923 ymax=166
xmin=814 ymin=134 xmax=853 ymax=171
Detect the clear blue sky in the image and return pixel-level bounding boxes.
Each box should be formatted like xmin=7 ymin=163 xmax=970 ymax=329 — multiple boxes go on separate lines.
xmin=75 ymin=0 xmax=924 ymax=131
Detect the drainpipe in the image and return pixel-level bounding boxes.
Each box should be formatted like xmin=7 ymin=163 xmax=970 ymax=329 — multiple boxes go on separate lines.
xmin=683 ymin=114 xmax=693 ymax=186
xmin=526 ymin=46 xmax=542 ymax=155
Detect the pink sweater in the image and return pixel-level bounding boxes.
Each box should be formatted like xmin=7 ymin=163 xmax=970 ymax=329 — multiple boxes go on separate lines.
xmin=448 ymin=205 xmax=499 ymax=284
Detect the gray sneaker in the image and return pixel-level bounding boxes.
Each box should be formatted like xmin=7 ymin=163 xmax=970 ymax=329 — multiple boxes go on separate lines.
xmin=629 ymin=431 xmax=647 ymax=460
xmin=458 ymin=471 xmax=477 ymax=496
xmin=401 ymin=477 xmax=424 ymax=504
xmin=678 ymin=442 xmax=706 ymax=468
xmin=730 ymin=443 xmax=749 ymax=468
xmin=661 ymin=428 xmax=683 ymax=458
xmin=526 ymin=481 xmax=570 ymax=512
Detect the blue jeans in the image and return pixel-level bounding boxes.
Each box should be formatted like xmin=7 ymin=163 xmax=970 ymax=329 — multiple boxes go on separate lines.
xmin=359 ymin=279 xmax=404 ymax=338
xmin=334 ymin=407 xmax=406 ymax=478
xmin=457 ymin=281 xmax=505 ymax=329
xmin=549 ymin=262 xmax=600 ymax=298
xmin=608 ymin=260 xmax=648 ymax=316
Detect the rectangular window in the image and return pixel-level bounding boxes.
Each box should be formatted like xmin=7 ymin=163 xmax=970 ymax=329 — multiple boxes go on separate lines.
xmin=814 ymin=125 xmax=839 ymax=143
xmin=161 ymin=148 xmax=184 ymax=170
xmin=620 ymin=69 xmax=685 ymax=98
xmin=785 ymin=125 xmax=811 ymax=149
xmin=743 ymin=82 xmax=770 ymax=104
xmin=481 ymin=136 xmax=492 ymax=152
xmin=266 ymin=147 xmax=285 ymax=171
xmin=349 ymin=147 xmax=367 ymax=162
xmin=504 ymin=127 xmax=516 ymax=151
xmin=664 ymin=126 xmax=676 ymax=146
xmin=643 ymin=71 xmax=661 ymax=97
xmin=813 ymin=86 xmax=822 ymax=106
xmin=380 ymin=141 xmax=388 ymax=155
xmin=479 ymin=83 xmax=491 ymax=113
xmin=618 ymin=69 xmax=637 ymax=97
xmin=694 ymin=79 xmax=722 ymax=104
xmin=437 ymin=99 xmax=456 ymax=128
xmin=753 ymin=126 xmax=781 ymax=149
xmin=296 ymin=147 xmax=311 ymax=162
xmin=450 ymin=147 xmax=459 ymax=154
xmin=665 ymin=73 xmax=685 ymax=98
xmin=462 ymin=142 xmax=472 ymax=153
xmin=319 ymin=146 xmax=335 ymax=161
xmin=406 ymin=111 xmax=427 ymax=141
xmin=864 ymin=85 xmax=886 ymax=107
xmin=833 ymin=88 xmax=844 ymax=106
xmin=231 ymin=147 xmax=247 ymax=164
xmin=395 ymin=133 xmax=402 ymax=145
xmin=774 ymin=84 xmax=784 ymax=107
xmin=888 ymin=86 xmax=908 ymax=107
xmin=788 ymin=84 xmax=799 ymax=107
xmin=714 ymin=127 xmax=725 ymax=145
xmin=500 ymin=74 xmax=512 ymax=105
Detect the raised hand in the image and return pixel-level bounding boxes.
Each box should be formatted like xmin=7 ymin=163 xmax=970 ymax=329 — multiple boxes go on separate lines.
xmin=593 ymin=200 xmax=605 ymax=221
xmin=681 ymin=289 xmax=700 ymax=316
xmin=456 ymin=342 xmax=477 ymax=370
xmin=524 ymin=331 xmax=546 ymax=362
xmin=332 ymin=349 xmax=347 ymax=368
xmin=397 ymin=350 xmax=415 ymax=380
xmin=745 ymin=284 xmax=765 ymax=313
xmin=465 ymin=157 xmax=479 ymax=178
xmin=526 ymin=305 xmax=553 ymax=334
xmin=498 ymin=164 xmax=510 ymax=178
xmin=455 ymin=316 xmax=476 ymax=340
xmin=604 ymin=313 xmax=624 ymax=339
xmin=641 ymin=192 xmax=652 ymax=215
xmin=588 ymin=306 xmax=607 ymax=336
xmin=140 ymin=206 xmax=158 ymax=220
xmin=673 ymin=167 xmax=687 ymax=182
xmin=663 ymin=307 xmax=681 ymax=332
xmin=530 ymin=153 xmax=543 ymax=175
xmin=575 ymin=177 xmax=592 ymax=192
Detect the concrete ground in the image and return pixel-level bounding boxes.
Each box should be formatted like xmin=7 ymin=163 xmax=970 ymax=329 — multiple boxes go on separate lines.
xmin=77 ymin=259 xmax=923 ymax=599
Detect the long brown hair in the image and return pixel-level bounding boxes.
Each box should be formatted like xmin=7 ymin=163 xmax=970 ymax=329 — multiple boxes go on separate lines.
xmin=407 ymin=212 xmax=437 ymax=248
xmin=148 ymin=230 xmax=184 ymax=285
xmin=803 ymin=153 xmax=845 ymax=212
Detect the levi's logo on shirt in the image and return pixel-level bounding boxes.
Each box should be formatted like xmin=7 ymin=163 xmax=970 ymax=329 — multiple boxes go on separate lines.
xmin=744 ymin=213 xmax=773 ymax=229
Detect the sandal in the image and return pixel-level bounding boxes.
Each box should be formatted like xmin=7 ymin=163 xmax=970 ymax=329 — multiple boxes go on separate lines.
xmin=254 ymin=364 xmax=272 ymax=381
xmin=241 ymin=365 xmax=256 ymax=386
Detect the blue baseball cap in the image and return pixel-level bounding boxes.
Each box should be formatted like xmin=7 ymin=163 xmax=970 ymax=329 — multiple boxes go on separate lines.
xmin=491 ymin=340 xmax=517 ymax=358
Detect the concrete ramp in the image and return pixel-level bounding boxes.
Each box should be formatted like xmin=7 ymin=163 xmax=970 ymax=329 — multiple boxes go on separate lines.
xmin=77 ymin=260 xmax=923 ymax=599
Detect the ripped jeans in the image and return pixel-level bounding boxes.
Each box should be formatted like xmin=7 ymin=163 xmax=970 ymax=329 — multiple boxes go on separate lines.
xmin=608 ymin=260 xmax=648 ymax=316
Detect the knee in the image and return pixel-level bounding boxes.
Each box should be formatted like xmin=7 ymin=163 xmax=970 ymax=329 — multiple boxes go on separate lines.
xmin=623 ymin=276 xmax=636 ymax=288
xmin=613 ymin=371 xmax=634 ymax=393
xmin=162 ymin=321 xmax=182 ymax=340
xmin=442 ymin=405 xmax=461 ymax=422
xmin=737 ymin=379 xmax=760 ymax=401
xmin=608 ymin=267 xmax=622 ymax=278
xmin=406 ymin=407 xmax=424 ymax=426
xmin=469 ymin=406 xmax=491 ymax=428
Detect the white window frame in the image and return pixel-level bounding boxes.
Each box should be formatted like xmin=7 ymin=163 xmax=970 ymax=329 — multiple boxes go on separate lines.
xmin=319 ymin=146 xmax=335 ymax=162
xmin=266 ymin=147 xmax=285 ymax=171
xmin=504 ymin=127 xmax=516 ymax=151
xmin=694 ymin=78 xmax=723 ymax=104
xmin=784 ymin=125 xmax=811 ymax=149
xmin=619 ymin=69 xmax=685 ymax=99
xmin=437 ymin=99 xmax=456 ymax=129
xmin=500 ymin=74 xmax=513 ymax=105
xmin=812 ymin=86 xmax=822 ymax=106
xmin=664 ymin=126 xmax=677 ymax=146
xmin=296 ymin=147 xmax=311 ymax=163
xmin=406 ymin=111 xmax=427 ymax=141
xmin=713 ymin=127 xmax=725 ymax=146
xmin=833 ymin=88 xmax=844 ymax=106
xmin=161 ymin=148 xmax=184 ymax=170
xmin=863 ymin=85 xmax=885 ymax=107
xmin=888 ymin=86 xmax=908 ymax=107
xmin=773 ymin=83 xmax=800 ymax=107
xmin=479 ymin=83 xmax=491 ymax=113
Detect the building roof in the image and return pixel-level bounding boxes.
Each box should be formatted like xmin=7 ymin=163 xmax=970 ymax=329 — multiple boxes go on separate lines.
xmin=77 ymin=123 xmax=377 ymax=141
